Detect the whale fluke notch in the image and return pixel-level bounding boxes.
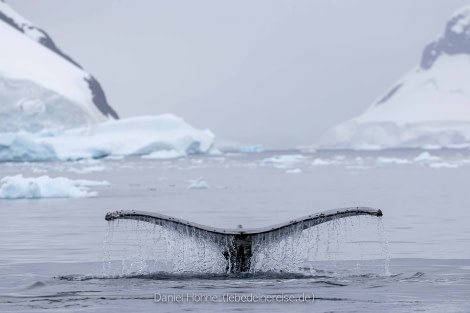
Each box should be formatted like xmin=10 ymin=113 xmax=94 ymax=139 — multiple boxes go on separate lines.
xmin=105 ymin=207 xmax=383 ymax=273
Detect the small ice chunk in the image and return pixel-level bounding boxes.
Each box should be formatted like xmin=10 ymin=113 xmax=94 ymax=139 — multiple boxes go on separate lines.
xmin=376 ymin=157 xmax=410 ymax=165
xmin=286 ymin=168 xmax=302 ymax=174
xmin=0 ymin=174 xmax=109 ymax=199
xmin=429 ymin=162 xmax=459 ymax=169
xmin=263 ymin=155 xmax=305 ymax=168
xmin=414 ymin=152 xmax=441 ymax=163
xmin=188 ymin=177 xmax=209 ymax=190
xmin=191 ymin=159 xmax=204 ymax=164
xmin=311 ymin=158 xmax=339 ymax=166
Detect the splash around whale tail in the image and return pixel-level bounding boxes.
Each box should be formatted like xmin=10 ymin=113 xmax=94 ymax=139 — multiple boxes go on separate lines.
xmin=105 ymin=207 xmax=383 ymax=273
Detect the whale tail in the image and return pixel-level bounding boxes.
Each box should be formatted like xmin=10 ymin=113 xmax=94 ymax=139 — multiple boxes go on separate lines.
xmin=105 ymin=207 xmax=383 ymax=273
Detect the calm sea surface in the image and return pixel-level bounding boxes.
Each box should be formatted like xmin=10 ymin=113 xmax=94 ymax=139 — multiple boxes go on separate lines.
xmin=1 ymin=150 xmax=469 ymax=312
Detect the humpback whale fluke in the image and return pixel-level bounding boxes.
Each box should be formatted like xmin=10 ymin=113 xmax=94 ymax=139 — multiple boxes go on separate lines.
xmin=105 ymin=207 xmax=383 ymax=273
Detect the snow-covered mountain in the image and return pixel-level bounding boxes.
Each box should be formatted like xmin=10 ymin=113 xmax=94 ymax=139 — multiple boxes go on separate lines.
xmin=0 ymin=2 xmax=216 ymax=161
xmin=319 ymin=5 xmax=470 ymax=149
xmin=0 ymin=1 xmax=118 ymax=133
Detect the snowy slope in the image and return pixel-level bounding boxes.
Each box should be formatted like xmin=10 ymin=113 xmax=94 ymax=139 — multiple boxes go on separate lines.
xmin=0 ymin=1 xmax=118 ymax=133
xmin=318 ymin=5 xmax=470 ymax=149
xmin=0 ymin=2 xmax=217 ymax=161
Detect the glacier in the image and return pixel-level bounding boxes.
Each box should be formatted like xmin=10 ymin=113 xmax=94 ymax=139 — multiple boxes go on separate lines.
xmin=318 ymin=5 xmax=470 ymax=149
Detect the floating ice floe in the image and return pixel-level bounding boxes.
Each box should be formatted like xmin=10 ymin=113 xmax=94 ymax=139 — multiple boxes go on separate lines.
xmin=190 ymin=159 xmax=205 ymax=164
xmin=262 ymin=154 xmax=305 ymax=168
xmin=0 ymin=174 xmax=109 ymax=199
xmin=413 ymin=152 xmax=441 ymax=163
xmin=311 ymin=158 xmax=340 ymax=166
xmin=0 ymin=114 xmax=215 ymax=162
xmin=411 ymin=152 xmax=460 ymax=168
xmin=187 ymin=177 xmax=209 ymax=190
xmin=429 ymin=162 xmax=459 ymax=169
xmin=376 ymin=157 xmax=410 ymax=165
xmin=285 ymin=168 xmax=302 ymax=174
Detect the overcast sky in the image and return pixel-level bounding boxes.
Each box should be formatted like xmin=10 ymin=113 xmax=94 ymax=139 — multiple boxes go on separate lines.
xmin=8 ymin=0 xmax=470 ymax=148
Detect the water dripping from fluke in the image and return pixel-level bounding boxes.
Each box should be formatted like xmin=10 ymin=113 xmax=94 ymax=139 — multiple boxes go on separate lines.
xmin=103 ymin=207 xmax=386 ymax=276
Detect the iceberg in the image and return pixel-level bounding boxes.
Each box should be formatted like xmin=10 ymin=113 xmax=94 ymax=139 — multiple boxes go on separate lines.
xmin=0 ymin=133 xmax=57 ymax=162
xmin=0 ymin=114 xmax=215 ymax=162
xmin=0 ymin=174 xmax=109 ymax=199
